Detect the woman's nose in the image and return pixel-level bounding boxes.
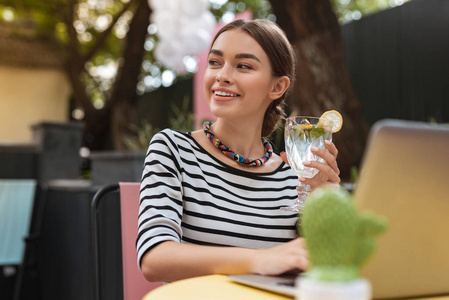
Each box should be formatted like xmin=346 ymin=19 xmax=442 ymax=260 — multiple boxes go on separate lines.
xmin=216 ymin=65 xmax=233 ymax=84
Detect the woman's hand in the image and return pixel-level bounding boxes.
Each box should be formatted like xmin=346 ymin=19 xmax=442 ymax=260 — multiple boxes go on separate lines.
xmin=142 ymin=238 xmax=308 ymax=282
xmin=251 ymin=238 xmax=309 ymax=275
xmin=281 ymin=140 xmax=340 ymax=191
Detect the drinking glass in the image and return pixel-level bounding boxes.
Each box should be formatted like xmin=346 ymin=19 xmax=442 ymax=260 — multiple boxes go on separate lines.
xmin=281 ymin=116 xmax=333 ymax=212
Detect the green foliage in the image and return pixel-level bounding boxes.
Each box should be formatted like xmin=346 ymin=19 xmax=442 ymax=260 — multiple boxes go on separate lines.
xmin=301 ymin=187 xmax=387 ymax=281
xmin=330 ymin=0 xmax=412 ymax=23
xmin=350 ymin=166 xmax=358 ymax=184
xmin=124 ymin=96 xmax=195 ymax=151
xmin=124 ymin=120 xmax=160 ymax=152
xmin=2 ymin=0 xmax=131 ymax=93
xmin=168 ymin=96 xmax=195 ymax=134
xmin=268 ymin=117 xmax=286 ymax=153
xmin=210 ymin=0 xmax=273 ymax=20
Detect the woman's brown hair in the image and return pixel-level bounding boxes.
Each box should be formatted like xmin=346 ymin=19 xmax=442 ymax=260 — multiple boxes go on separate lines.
xmin=210 ymin=19 xmax=296 ymax=137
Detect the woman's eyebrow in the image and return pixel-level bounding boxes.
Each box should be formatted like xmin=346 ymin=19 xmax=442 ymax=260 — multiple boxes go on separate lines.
xmin=209 ymin=49 xmax=261 ymax=63
xmin=209 ymin=49 xmax=223 ymax=56
xmin=235 ymin=53 xmax=261 ymax=62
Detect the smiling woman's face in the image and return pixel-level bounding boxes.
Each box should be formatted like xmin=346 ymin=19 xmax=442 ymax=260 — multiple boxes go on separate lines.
xmin=203 ymin=28 xmax=277 ymax=122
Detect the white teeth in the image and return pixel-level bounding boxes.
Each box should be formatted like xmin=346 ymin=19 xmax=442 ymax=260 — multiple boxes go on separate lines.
xmin=214 ymin=91 xmax=237 ymax=97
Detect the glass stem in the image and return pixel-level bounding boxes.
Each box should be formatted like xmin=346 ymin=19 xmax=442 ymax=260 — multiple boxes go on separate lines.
xmin=296 ymin=183 xmax=311 ymax=208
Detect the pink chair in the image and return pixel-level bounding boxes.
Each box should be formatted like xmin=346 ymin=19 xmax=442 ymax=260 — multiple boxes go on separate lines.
xmin=91 ymin=183 xmax=162 ymax=300
xmin=119 ymin=182 xmax=162 ymax=300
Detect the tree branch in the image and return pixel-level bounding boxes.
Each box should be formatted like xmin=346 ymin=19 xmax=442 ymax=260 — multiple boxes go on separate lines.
xmin=108 ymin=0 xmax=150 ymax=108
xmin=81 ymin=0 xmax=136 ymax=65
xmin=62 ymin=0 xmax=80 ymax=60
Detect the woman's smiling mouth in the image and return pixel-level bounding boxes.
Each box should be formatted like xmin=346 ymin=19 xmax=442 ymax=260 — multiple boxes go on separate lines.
xmin=213 ymin=90 xmax=240 ymax=101
xmin=215 ymin=91 xmax=238 ymax=97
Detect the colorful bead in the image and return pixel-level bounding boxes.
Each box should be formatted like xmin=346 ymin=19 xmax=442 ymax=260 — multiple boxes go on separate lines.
xmin=202 ymin=121 xmax=273 ymax=167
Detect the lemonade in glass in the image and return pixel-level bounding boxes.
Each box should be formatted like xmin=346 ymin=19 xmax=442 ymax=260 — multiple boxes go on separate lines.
xmin=282 ymin=111 xmax=341 ymax=212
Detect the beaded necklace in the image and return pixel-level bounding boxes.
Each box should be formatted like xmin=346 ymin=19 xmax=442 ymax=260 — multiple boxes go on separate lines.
xmin=202 ymin=121 xmax=273 ymax=167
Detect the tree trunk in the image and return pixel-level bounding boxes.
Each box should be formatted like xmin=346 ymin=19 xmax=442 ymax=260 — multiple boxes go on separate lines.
xmin=270 ymin=0 xmax=369 ymax=180
xmin=62 ymin=0 xmax=112 ymax=150
xmin=62 ymin=0 xmax=150 ymax=151
xmin=109 ymin=0 xmax=151 ymax=150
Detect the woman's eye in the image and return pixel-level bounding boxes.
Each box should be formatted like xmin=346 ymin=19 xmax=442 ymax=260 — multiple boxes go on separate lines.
xmin=238 ymin=64 xmax=252 ymax=70
xmin=208 ymin=59 xmax=219 ymax=66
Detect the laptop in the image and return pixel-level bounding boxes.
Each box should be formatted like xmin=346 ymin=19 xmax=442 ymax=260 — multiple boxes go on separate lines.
xmin=227 ymin=274 xmax=298 ymax=297
xmin=228 ymin=119 xmax=449 ymax=299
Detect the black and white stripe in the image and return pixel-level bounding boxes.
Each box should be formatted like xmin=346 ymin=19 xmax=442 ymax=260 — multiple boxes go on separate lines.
xmin=137 ymin=129 xmax=300 ymax=266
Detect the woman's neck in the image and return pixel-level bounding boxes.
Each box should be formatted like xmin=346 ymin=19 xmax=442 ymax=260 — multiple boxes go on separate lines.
xmin=210 ymin=119 xmax=265 ymax=159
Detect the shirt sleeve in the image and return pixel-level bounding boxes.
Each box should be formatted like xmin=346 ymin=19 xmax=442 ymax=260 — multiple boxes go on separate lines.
xmin=137 ymin=129 xmax=184 ymax=269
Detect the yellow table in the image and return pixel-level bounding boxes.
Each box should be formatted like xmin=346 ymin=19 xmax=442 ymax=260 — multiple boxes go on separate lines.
xmin=142 ymin=275 xmax=449 ymax=300
xmin=143 ymin=275 xmax=290 ymax=300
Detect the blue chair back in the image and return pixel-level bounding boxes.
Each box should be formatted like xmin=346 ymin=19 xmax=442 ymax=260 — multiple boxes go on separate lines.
xmin=0 ymin=180 xmax=36 ymax=265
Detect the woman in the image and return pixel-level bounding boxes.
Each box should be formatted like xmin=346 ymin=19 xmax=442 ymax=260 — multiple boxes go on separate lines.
xmin=137 ymin=19 xmax=340 ymax=283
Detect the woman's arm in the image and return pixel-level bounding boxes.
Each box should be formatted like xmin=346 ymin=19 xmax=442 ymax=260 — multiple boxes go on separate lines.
xmin=141 ymin=238 xmax=309 ymax=283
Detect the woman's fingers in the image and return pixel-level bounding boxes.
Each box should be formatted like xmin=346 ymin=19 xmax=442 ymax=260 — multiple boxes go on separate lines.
xmin=324 ymin=141 xmax=340 ymax=175
xmin=282 ymin=141 xmax=341 ymax=189
xmin=303 ymin=160 xmax=340 ymax=183
xmin=325 ymin=140 xmax=338 ymax=158
xmin=253 ymin=238 xmax=309 ymax=275
xmin=280 ymin=151 xmax=289 ymax=165
xmin=282 ymin=142 xmax=338 ymax=170
xmin=310 ymin=144 xmax=340 ymax=175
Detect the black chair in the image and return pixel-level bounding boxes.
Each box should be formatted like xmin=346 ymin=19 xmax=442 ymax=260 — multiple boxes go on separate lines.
xmin=91 ymin=183 xmax=162 ymax=300
xmin=91 ymin=183 xmax=123 ymax=300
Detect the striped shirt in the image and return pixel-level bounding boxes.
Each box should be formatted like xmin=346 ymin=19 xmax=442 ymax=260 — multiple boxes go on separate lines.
xmin=137 ymin=129 xmax=300 ymax=266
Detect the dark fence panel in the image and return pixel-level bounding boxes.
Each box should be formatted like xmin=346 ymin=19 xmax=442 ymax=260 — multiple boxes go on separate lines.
xmin=342 ymin=0 xmax=449 ymax=125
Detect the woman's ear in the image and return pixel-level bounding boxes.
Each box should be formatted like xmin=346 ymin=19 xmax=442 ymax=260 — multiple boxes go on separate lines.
xmin=269 ymin=76 xmax=290 ymax=100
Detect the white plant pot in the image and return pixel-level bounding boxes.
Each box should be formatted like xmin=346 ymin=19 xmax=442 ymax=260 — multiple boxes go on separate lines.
xmin=296 ymin=277 xmax=371 ymax=300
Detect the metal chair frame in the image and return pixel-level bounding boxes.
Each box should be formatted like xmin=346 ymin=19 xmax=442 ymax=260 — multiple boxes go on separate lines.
xmin=91 ymin=183 xmax=120 ymax=300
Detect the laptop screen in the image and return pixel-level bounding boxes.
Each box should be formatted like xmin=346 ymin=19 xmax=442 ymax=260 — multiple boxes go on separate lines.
xmin=354 ymin=119 xmax=449 ymax=299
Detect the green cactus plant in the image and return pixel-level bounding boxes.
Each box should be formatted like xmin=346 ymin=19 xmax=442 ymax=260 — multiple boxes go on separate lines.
xmin=301 ymin=187 xmax=387 ymax=282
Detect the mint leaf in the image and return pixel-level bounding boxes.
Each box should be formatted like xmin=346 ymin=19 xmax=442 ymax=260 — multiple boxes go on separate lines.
xmin=311 ymin=127 xmax=325 ymax=139
xmin=293 ymin=126 xmax=304 ymax=138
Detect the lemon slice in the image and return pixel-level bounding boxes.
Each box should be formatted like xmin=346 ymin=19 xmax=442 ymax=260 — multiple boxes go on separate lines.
xmin=299 ymin=124 xmax=313 ymax=130
xmin=319 ymin=110 xmax=343 ymax=133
